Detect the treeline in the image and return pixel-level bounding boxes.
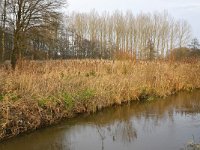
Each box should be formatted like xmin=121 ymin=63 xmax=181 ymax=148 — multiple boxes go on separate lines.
xmin=69 ymin=10 xmax=193 ymax=60
xmin=0 ymin=2 xmax=198 ymax=68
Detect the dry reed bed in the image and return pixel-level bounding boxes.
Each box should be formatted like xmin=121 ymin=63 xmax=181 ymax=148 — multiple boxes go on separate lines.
xmin=0 ymin=59 xmax=200 ymax=141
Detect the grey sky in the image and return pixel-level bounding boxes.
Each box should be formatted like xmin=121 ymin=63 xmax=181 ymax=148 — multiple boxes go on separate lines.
xmin=67 ymin=0 xmax=200 ymax=39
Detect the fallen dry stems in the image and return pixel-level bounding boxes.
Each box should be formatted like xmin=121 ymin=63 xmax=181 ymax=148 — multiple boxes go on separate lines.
xmin=0 ymin=59 xmax=200 ymax=141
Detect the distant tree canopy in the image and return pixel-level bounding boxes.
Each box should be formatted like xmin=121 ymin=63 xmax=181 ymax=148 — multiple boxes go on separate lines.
xmin=168 ymin=38 xmax=200 ymax=61
xmin=0 ymin=6 xmax=197 ymax=68
xmin=189 ymin=38 xmax=200 ymax=50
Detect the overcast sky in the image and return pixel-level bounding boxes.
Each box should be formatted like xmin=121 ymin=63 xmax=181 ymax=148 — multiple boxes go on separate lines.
xmin=67 ymin=0 xmax=200 ymax=39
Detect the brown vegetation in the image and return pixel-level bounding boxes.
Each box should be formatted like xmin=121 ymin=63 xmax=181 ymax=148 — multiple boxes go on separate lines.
xmin=0 ymin=59 xmax=200 ymax=141
xmin=169 ymin=47 xmax=200 ymax=61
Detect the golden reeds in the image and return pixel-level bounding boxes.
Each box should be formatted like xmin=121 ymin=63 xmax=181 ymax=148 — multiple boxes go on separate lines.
xmin=0 ymin=59 xmax=200 ymax=140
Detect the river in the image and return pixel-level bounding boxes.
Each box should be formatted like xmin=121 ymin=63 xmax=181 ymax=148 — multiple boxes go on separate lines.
xmin=0 ymin=90 xmax=200 ymax=150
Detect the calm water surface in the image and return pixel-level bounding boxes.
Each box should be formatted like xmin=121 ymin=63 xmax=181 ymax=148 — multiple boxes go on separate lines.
xmin=0 ymin=91 xmax=200 ymax=150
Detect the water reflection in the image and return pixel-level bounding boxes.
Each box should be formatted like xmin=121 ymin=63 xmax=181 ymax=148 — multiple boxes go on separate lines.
xmin=181 ymin=135 xmax=200 ymax=150
xmin=0 ymin=90 xmax=200 ymax=150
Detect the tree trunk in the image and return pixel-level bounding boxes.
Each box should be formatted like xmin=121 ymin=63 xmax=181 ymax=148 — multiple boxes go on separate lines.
xmin=0 ymin=29 xmax=3 ymax=62
xmin=2 ymin=31 xmax=5 ymax=62
xmin=1 ymin=0 xmax=6 ymax=62
xmin=11 ymin=32 xmax=20 ymax=70
xmin=11 ymin=47 xmax=18 ymax=70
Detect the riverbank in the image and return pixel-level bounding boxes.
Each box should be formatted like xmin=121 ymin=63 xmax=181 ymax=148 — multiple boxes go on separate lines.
xmin=0 ymin=59 xmax=200 ymax=141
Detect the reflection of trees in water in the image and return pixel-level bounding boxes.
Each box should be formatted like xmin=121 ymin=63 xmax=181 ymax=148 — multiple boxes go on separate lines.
xmin=181 ymin=136 xmax=200 ymax=150
xmin=92 ymin=91 xmax=200 ymax=148
xmin=49 ymin=140 xmax=72 ymax=150
xmin=34 ymin=135 xmax=74 ymax=150
xmin=41 ymin=128 xmax=74 ymax=150
xmin=111 ymin=121 xmax=137 ymax=143
xmin=43 ymin=91 xmax=200 ymax=150
xmin=96 ymin=125 xmax=106 ymax=150
xmin=95 ymin=120 xmax=137 ymax=148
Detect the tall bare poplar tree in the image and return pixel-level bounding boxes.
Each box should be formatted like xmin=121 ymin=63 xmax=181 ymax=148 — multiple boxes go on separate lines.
xmin=68 ymin=10 xmax=192 ymax=60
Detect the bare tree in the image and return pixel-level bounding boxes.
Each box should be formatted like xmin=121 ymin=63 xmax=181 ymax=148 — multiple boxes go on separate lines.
xmin=177 ymin=20 xmax=192 ymax=48
xmin=4 ymin=0 xmax=67 ymax=69
xmin=67 ymin=10 xmax=192 ymax=60
xmin=189 ymin=38 xmax=200 ymax=50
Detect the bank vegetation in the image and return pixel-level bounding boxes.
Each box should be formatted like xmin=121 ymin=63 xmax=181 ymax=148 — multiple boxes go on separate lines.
xmin=0 ymin=59 xmax=200 ymax=140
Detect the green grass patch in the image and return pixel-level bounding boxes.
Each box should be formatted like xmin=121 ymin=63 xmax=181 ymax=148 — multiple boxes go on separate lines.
xmin=62 ymin=92 xmax=75 ymax=109
xmin=3 ymin=93 xmax=21 ymax=102
xmin=0 ymin=94 xmax=3 ymax=101
xmin=77 ymin=88 xmax=95 ymax=101
xmin=38 ymin=98 xmax=48 ymax=108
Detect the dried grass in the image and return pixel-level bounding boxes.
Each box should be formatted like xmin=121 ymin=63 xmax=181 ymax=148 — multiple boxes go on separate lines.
xmin=0 ymin=59 xmax=200 ymax=140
